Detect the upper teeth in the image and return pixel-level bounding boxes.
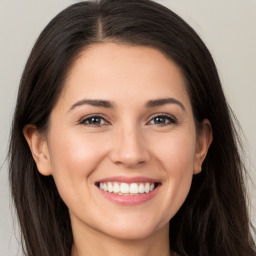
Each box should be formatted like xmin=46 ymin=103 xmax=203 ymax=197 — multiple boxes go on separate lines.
xmin=99 ymin=182 xmax=155 ymax=195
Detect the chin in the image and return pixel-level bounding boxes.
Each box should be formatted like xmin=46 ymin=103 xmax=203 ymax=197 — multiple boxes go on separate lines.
xmin=99 ymin=218 xmax=167 ymax=241
xmin=106 ymin=228 xmax=156 ymax=241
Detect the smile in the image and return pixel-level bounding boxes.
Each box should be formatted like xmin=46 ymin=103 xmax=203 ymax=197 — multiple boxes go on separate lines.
xmin=97 ymin=182 xmax=156 ymax=195
xmin=95 ymin=177 xmax=161 ymax=205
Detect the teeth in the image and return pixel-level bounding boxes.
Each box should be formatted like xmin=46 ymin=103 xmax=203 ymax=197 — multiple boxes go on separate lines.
xmin=120 ymin=183 xmax=129 ymax=193
xmin=98 ymin=182 xmax=156 ymax=195
xmin=130 ymin=183 xmax=139 ymax=194
xmin=113 ymin=183 xmax=120 ymax=193
xmin=138 ymin=183 xmax=145 ymax=193
xmin=107 ymin=182 xmax=113 ymax=193
xmin=145 ymin=183 xmax=150 ymax=193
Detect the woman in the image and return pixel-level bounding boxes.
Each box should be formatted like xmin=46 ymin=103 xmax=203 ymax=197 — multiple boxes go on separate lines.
xmin=9 ymin=0 xmax=256 ymax=255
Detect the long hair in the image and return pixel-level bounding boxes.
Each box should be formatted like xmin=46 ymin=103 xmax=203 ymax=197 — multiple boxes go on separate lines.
xmin=9 ymin=0 xmax=256 ymax=255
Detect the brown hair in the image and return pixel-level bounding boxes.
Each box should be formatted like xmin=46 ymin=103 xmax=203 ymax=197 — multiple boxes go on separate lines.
xmin=9 ymin=0 xmax=256 ymax=255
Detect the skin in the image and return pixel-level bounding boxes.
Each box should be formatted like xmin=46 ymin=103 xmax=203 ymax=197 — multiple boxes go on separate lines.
xmin=24 ymin=43 xmax=212 ymax=256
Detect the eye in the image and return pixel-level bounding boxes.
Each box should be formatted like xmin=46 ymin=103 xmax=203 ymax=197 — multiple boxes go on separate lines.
xmin=79 ymin=115 xmax=109 ymax=126
xmin=148 ymin=114 xmax=176 ymax=125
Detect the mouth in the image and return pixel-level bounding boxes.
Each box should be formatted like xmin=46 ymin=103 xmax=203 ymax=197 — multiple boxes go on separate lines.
xmin=95 ymin=181 xmax=161 ymax=195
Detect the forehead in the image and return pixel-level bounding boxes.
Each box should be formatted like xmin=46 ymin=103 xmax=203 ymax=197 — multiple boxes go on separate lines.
xmin=57 ymin=43 xmax=191 ymax=110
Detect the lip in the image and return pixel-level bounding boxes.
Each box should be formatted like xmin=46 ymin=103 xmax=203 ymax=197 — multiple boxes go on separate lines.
xmin=97 ymin=184 xmax=161 ymax=205
xmin=95 ymin=175 xmax=160 ymax=184
xmin=95 ymin=176 xmax=161 ymax=206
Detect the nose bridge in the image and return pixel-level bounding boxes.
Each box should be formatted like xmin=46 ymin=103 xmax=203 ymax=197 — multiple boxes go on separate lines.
xmin=110 ymin=121 xmax=150 ymax=167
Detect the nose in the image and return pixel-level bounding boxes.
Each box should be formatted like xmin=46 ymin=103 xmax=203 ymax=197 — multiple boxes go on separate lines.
xmin=109 ymin=125 xmax=150 ymax=168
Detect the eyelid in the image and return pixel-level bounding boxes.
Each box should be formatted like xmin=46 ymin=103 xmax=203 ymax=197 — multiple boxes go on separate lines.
xmin=146 ymin=113 xmax=177 ymax=125
xmin=78 ymin=114 xmax=110 ymax=126
xmin=77 ymin=112 xmax=177 ymax=126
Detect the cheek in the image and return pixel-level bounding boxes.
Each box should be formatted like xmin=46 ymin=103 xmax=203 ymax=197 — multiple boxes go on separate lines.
xmin=167 ymin=134 xmax=196 ymax=189
xmin=47 ymin=129 xmax=106 ymax=193
xmin=151 ymin=130 xmax=196 ymax=213
xmin=153 ymin=129 xmax=196 ymax=172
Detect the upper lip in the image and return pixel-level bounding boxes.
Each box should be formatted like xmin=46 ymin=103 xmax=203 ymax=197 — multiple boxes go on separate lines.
xmin=95 ymin=176 xmax=161 ymax=184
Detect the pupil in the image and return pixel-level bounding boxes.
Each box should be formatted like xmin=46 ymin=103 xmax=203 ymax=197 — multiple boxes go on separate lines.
xmin=155 ymin=117 xmax=164 ymax=123
xmin=90 ymin=117 xmax=100 ymax=124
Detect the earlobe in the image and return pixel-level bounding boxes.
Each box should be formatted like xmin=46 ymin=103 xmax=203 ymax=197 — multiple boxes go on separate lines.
xmin=193 ymin=119 xmax=213 ymax=175
xmin=23 ymin=124 xmax=52 ymax=176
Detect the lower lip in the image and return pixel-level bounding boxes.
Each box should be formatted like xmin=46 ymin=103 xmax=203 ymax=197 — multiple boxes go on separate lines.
xmin=97 ymin=185 xmax=161 ymax=206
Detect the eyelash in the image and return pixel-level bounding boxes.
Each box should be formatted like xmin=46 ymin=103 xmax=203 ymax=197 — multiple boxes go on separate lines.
xmin=78 ymin=115 xmax=109 ymax=127
xmin=78 ymin=113 xmax=177 ymax=127
xmin=147 ymin=114 xmax=177 ymax=126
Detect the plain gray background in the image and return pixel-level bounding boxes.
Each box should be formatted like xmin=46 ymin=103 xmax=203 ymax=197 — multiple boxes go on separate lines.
xmin=0 ymin=0 xmax=255 ymax=255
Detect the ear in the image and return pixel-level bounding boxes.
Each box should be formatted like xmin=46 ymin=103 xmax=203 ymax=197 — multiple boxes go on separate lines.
xmin=193 ymin=119 xmax=213 ymax=175
xmin=23 ymin=124 xmax=52 ymax=176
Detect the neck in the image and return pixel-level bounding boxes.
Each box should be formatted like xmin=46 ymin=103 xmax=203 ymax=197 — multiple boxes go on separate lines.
xmin=71 ymin=222 xmax=171 ymax=256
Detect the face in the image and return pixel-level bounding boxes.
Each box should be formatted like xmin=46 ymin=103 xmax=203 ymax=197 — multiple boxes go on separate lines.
xmin=25 ymin=43 xmax=212 ymax=242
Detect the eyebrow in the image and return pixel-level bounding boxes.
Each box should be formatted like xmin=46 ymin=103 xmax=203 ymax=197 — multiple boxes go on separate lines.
xmin=69 ymin=99 xmax=114 ymax=111
xmin=69 ymin=97 xmax=185 ymax=112
xmin=146 ymin=98 xmax=186 ymax=111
